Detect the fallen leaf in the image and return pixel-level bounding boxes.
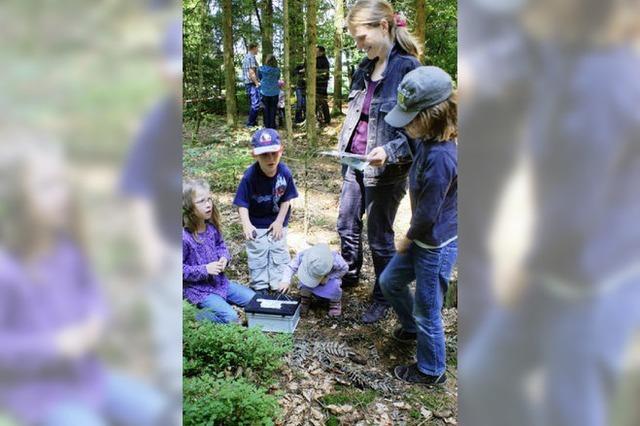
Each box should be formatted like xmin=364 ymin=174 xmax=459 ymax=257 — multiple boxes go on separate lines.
xmin=444 ymin=417 xmax=458 ymax=425
xmin=327 ymin=404 xmax=354 ymax=415
xmin=331 ymin=324 xmax=337 ymax=329
xmin=434 ymin=409 xmax=453 ymax=419
xmin=420 ymin=407 xmax=433 ymax=420
xmin=393 ymin=402 xmax=410 ymax=410
xmin=303 ymin=389 xmax=314 ymax=402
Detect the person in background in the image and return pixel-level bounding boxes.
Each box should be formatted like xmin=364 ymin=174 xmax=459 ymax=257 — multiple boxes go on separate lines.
xmin=277 ymin=80 xmax=286 ymax=128
xmin=242 ymin=43 xmax=261 ymax=127
xmin=258 ymin=54 xmax=281 ymax=129
xmin=294 ymin=62 xmax=306 ymax=124
xmin=316 ymin=46 xmax=331 ymax=125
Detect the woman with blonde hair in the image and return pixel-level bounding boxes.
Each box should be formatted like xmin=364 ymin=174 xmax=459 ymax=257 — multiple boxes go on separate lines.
xmin=337 ymin=0 xmax=422 ymax=323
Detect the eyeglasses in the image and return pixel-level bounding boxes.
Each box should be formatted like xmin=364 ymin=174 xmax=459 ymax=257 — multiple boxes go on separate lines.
xmin=194 ymin=197 xmax=213 ymax=207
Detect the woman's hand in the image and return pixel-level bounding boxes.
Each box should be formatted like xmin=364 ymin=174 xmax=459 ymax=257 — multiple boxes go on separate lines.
xmin=367 ymin=147 xmax=388 ymax=167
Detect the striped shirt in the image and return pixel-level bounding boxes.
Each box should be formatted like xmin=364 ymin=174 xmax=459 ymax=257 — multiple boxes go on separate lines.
xmin=243 ymin=53 xmax=258 ymax=84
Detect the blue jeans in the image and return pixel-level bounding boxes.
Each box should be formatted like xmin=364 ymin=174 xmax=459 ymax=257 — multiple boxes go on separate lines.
xmin=45 ymin=372 xmax=167 ymax=426
xmin=196 ymin=282 xmax=255 ymax=324
xmin=245 ymin=83 xmax=261 ymax=126
xmin=380 ymin=240 xmax=458 ymax=375
xmin=262 ymin=94 xmax=278 ymax=129
xmin=337 ymin=166 xmax=407 ymax=304
xmin=295 ymin=87 xmax=306 ymax=123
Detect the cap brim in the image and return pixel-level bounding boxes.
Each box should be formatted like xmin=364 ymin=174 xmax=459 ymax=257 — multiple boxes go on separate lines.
xmin=384 ymin=106 xmax=419 ymax=128
xmin=253 ymin=144 xmax=282 ymax=155
xmin=297 ymin=266 xmax=321 ymax=289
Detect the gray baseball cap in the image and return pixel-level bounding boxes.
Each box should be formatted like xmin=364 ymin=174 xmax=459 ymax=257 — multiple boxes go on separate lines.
xmin=385 ymin=66 xmax=453 ymax=128
xmin=297 ymin=244 xmax=333 ymax=288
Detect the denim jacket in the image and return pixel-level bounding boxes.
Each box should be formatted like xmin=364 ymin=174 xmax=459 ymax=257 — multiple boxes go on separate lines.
xmin=338 ymin=44 xmax=421 ymax=186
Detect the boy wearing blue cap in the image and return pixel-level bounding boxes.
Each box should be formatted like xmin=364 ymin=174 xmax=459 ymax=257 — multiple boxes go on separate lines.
xmin=379 ymin=66 xmax=458 ymax=386
xmin=233 ymin=128 xmax=299 ymax=292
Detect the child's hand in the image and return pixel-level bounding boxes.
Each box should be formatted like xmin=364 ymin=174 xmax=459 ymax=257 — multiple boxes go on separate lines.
xmin=243 ymin=223 xmax=258 ymax=240
xmin=278 ymin=281 xmax=290 ymax=293
xmin=206 ymin=261 xmax=223 ymax=276
xmin=268 ymin=221 xmax=284 ymax=240
xmin=218 ymin=257 xmax=229 ymax=271
xmin=396 ymin=237 xmax=412 ymax=254
xmin=366 ymin=147 xmax=388 ymax=167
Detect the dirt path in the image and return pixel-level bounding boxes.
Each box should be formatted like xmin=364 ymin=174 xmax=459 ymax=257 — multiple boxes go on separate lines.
xmin=184 ymin=116 xmax=458 ymax=425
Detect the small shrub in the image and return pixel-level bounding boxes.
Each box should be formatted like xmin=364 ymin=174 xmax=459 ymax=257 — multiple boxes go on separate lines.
xmin=183 ymin=302 xmax=292 ymax=383
xmin=184 ymin=375 xmax=279 ymax=426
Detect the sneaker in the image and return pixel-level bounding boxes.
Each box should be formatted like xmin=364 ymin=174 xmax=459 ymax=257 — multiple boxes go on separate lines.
xmin=392 ymin=327 xmax=417 ymax=343
xmin=328 ymin=300 xmax=342 ymax=317
xmin=394 ymin=363 xmax=446 ymax=386
xmin=361 ymin=303 xmax=389 ymax=324
xmin=299 ymin=295 xmax=311 ymax=315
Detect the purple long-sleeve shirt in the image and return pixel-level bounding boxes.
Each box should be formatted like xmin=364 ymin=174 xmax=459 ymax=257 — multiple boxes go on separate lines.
xmin=0 ymin=238 xmax=106 ymax=423
xmin=182 ymin=224 xmax=231 ymax=304
xmin=281 ymin=250 xmax=348 ymax=300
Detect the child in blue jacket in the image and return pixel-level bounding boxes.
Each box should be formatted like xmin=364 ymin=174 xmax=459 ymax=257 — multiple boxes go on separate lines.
xmin=379 ymin=66 xmax=458 ymax=386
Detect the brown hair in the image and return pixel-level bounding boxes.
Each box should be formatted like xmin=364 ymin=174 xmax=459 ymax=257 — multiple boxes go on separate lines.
xmin=265 ymin=54 xmax=278 ymax=67
xmin=405 ymin=93 xmax=457 ymax=142
xmin=248 ymin=42 xmax=259 ymax=51
xmin=346 ymin=0 xmax=422 ymax=59
xmin=182 ymin=179 xmax=222 ymax=242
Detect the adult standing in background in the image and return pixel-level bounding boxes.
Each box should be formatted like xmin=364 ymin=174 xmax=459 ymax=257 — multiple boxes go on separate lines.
xmin=243 ymin=43 xmax=261 ymax=127
xmin=337 ymin=0 xmax=421 ymax=323
xmin=258 ymin=54 xmax=281 ymax=129
xmin=316 ymin=46 xmax=331 ymax=125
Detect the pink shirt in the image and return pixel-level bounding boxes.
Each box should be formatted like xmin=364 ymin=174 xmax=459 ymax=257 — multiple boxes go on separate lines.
xmin=349 ymin=80 xmax=379 ymax=155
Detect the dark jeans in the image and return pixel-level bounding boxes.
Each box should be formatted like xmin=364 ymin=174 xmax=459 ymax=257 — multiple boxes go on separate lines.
xmin=317 ymin=88 xmax=330 ymax=124
xmin=295 ymin=87 xmax=306 ymax=123
xmin=245 ymin=83 xmax=261 ymax=126
xmin=380 ymin=241 xmax=458 ymax=375
xmin=336 ymin=166 xmax=407 ymax=305
xmin=262 ymin=95 xmax=278 ymax=129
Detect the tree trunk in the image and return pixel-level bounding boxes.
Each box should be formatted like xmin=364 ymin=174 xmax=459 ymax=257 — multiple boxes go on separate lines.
xmin=332 ymin=0 xmax=344 ymax=115
xmin=283 ymin=0 xmax=293 ymax=143
xmin=415 ymin=0 xmax=426 ymax=63
xmin=304 ymin=0 xmax=317 ymax=235
xmin=290 ymin=0 xmax=305 ymax=71
xmin=222 ymin=0 xmax=237 ymax=126
xmin=261 ymin=0 xmax=273 ymax=61
xmin=194 ymin=0 xmax=209 ymax=139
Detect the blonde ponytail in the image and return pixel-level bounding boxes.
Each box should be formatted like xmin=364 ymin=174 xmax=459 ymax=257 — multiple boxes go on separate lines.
xmin=346 ymin=0 xmax=422 ymax=60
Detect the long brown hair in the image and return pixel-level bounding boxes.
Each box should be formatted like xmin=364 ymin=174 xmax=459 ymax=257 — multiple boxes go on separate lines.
xmin=182 ymin=179 xmax=222 ymax=242
xmin=405 ymin=93 xmax=458 ymax=142
xmin=346 ymin=0 xmax=422 ymax=59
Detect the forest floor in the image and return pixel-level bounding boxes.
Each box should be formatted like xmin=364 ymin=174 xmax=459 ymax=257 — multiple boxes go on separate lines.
xmin=183 ymin=113 xmax=458 ymax=425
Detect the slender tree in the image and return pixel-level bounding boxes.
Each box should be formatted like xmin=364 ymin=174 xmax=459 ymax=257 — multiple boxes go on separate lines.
xmin=415 ymin=0 xmax=426 ymax=63
xmin=260 ymin=0 xmax=274 ymax=61
xmin=332 ymin=0 xmax=344 ymax=115
xmin=283 ymin=0 xmax=293 ymax=142
xmin=222 ymin=0 xmax=237 ymax=126
xmin=304 ymin=0 xmax=317 ymax=235
xmin=194 ymin=0 xmax=209 ymax=138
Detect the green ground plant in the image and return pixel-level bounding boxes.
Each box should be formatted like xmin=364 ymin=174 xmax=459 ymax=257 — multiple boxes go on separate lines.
xmin=184 ymin=375 xmax=280 ymax=426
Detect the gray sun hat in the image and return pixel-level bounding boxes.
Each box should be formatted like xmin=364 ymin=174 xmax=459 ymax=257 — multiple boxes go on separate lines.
xmin=297 ymin=244 xmax=333 ymax=288
xmin=385 ymin=66 xmax=453 ymax=128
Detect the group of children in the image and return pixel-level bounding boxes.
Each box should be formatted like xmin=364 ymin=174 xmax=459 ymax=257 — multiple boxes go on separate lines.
xmin=183 ymin=66 xmax=457 ymax=386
